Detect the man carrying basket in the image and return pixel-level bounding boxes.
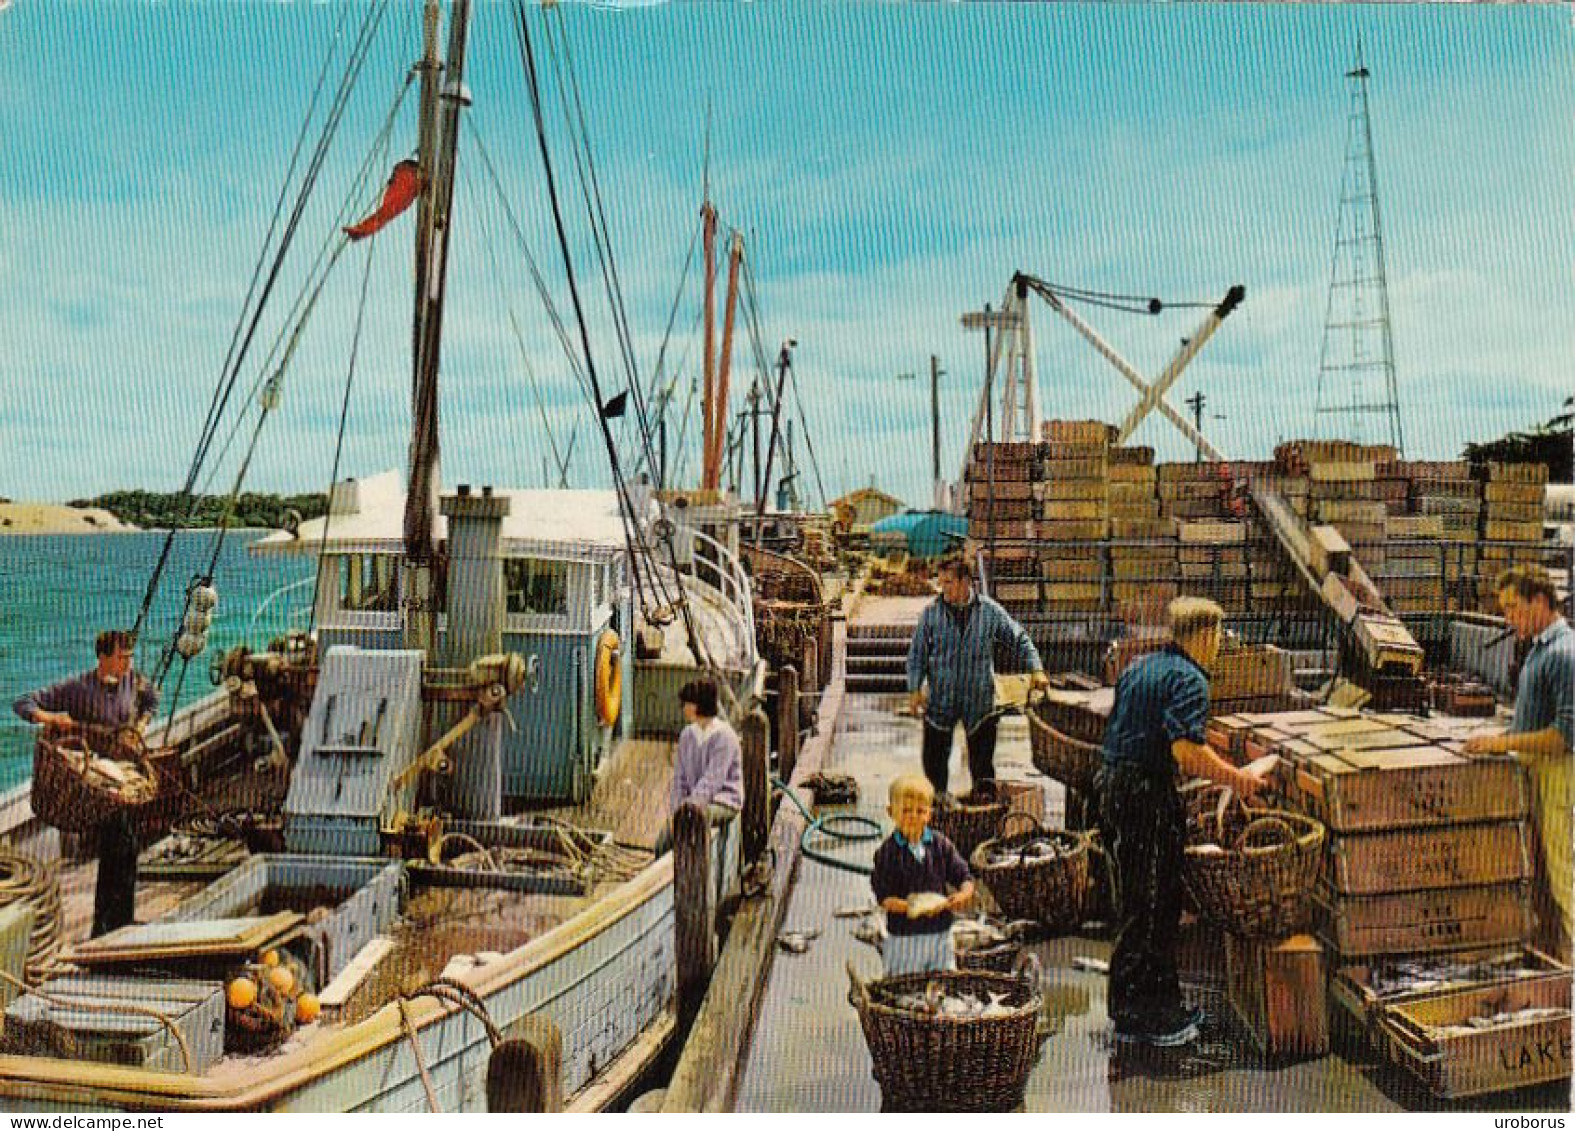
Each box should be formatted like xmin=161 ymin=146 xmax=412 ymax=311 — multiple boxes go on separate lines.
xmin=1097 ymin=598 xmax=1267 ymax=1047
xmin=906 ymin=556 xmax=1048 ymax=799
xmin=13 ymin=630 xmax=159 ymax=937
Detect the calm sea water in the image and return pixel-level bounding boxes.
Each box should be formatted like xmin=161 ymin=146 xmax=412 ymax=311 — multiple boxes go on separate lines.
xmin=0 ymin=532 xmax=313 ymax=789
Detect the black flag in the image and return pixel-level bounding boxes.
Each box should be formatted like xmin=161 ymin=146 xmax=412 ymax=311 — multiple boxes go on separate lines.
xmin=601 ymin=391 xmax=628 ymax=420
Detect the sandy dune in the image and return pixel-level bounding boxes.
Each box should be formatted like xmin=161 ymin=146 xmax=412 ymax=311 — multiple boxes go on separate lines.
xmin=0 ymin=503 xmax=138 ymax=534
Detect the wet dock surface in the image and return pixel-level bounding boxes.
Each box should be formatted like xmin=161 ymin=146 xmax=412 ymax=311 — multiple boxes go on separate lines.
xmin=735 ymin=641 xmax=1572 ymax=1112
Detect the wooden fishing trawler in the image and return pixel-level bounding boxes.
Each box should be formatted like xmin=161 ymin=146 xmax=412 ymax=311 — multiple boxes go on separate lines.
xmin=0 ymin=0 xmax=769 ymax=1112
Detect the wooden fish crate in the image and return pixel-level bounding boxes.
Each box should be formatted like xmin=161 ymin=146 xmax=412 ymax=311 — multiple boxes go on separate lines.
xmin=1326 ymin=821 xmax=1534 ymax=896
xmin=1378 ymin=972 xmax=1571 ymax=1098
xmin=1225 ymin=933 xmax=1328 ymax=1058
xmin=1314 ymin=883 xmax=1533 ymax=957
xmin=2 ymin=974 xmax=226 ymax=1074
xmin=1330 ymin=945 xmax=1569 ymax=1035
xmin=1289 ymin=747 xmax=1527 ymax=833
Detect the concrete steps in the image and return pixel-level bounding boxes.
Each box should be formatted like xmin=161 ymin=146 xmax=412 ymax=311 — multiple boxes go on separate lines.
xmin=844 ymin=623 xmax=914 ymax=693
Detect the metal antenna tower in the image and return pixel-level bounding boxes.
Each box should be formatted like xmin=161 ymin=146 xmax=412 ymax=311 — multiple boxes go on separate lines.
xmin=1313 ymin=38 xmax=1405 ymax=454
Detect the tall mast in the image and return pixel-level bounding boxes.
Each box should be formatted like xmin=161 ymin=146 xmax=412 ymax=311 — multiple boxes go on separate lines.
xmin=700 ymin=202 xmax=718 ymax=490
xmin=404 ymin=0 xmax=473 ymax=652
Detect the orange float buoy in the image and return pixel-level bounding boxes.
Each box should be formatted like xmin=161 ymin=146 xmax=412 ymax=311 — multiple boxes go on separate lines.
xmin=228 ymin=977 xmax=258 ymax=1011
xmin=267 ymin=966 xmax=295 ymax=996
xmin=296 ymin=993 xmax=321 ymax=1024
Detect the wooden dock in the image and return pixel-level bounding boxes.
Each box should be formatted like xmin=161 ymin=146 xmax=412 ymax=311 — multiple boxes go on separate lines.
xmin=706 ymin=596 xmax=1569 ymax=1113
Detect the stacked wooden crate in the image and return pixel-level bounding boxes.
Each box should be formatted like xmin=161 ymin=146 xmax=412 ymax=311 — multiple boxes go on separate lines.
xmin=966 ymin=441 xmax=1041 ymax=617
xmin=1476 ymin=461 xmax=1548 ymax=613
xmin=1377 ymin=512 xmax=1446 ymax=613
xmin=1176 ymin=519 xmax=1251 ymax=614
xmin=1037 ymin=422 xmax=1113 ymax=616
xmin=1107 ymin=445 xmax=1177 ymax=620
xmin=1205 ymin=707 xmax=1569 ymax=1096
xmin=1405 ymin=460 xmax=1481 ymax=608
xmin=1157 ymin=460 xmax=1234 ymax=522
xmin=1280 ymin=441 xmax=1393 ymax=580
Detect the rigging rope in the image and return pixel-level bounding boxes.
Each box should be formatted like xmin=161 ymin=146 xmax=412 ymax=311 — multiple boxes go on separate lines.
xmin=132 ymin=0 xmax=388 ymax=646
xmin=307 ymin=219 xmax=382 ymax=637
xmin=467 ymin=121 xmax=596 ymax=410
xmin=541 ymin=9 xmax=664 ymax=489
xmin=196 ymin=68 xmax=416 ymax=501
xmin=459 ymin=164 xmax=571 ymax=487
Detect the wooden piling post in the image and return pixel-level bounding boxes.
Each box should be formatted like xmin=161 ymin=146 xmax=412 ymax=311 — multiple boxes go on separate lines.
xmin=740 ymin=709 xmax=770 ymax=865
xmin=777 ymin=665 xmax=800 ymax=786
xmin=673 ymin=801 xmax=715 ymax=1035
xmin=486 ymin=1016 xmax=564 ymax=1112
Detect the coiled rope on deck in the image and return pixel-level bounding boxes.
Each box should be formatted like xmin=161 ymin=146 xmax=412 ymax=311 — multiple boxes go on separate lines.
xmin=0 ymin=849 xmax=63 ymax=984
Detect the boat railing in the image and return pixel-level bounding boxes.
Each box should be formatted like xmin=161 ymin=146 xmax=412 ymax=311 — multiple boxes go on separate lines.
xmin=648 ymin=528 xmax=758 ymax=669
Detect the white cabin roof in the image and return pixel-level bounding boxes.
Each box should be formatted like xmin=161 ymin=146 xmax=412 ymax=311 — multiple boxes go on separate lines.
xmin=253 ymin=470 xmax=639 ymax=561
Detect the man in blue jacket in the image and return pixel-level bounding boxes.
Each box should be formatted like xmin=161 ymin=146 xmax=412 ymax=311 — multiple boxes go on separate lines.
xmin=906 ymin=557 xmax=1047 ymax=797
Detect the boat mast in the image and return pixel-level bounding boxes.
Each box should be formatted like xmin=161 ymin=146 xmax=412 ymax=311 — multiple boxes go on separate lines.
xmin=404 ymin=0 xmax=473 ymax=653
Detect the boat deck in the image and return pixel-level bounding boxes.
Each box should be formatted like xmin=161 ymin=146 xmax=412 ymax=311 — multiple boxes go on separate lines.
xmin=35 ymin=736 xmax=670 ymax=1077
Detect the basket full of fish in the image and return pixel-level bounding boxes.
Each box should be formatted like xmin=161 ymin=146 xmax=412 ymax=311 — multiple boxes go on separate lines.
xmin=32 ymin=727 xmax=163 ymax=836
xmin=970 ymin=814 xmax=1090 ymax=934
xmin=952 ymin=915 xmax=1037 ymax=973
xmin=932 ymin=780 xmax=1039 ymax=863
xmin=847 ymin=961 xmax=1043 ymax=1112
xmin=1181 ymin=785 xmax=1325 ymax=940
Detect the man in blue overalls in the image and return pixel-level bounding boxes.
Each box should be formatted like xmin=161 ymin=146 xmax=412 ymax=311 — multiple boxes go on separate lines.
xmin=906 ymin=557 xmax=1047 ymax=798
xmin=1097 ymin=597 xmax=1267 ymax=1047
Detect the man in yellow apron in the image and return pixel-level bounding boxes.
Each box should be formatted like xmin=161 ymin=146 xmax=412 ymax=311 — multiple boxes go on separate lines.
xmin=1465 ymin=566 xmax=1573 ymax=960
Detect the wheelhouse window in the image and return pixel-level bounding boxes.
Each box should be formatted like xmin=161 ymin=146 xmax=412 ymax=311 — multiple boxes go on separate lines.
xmin=340 ymin=554 xmax=398 ymax=612
xmin=505 ymin=558 xmax=568 ymax=616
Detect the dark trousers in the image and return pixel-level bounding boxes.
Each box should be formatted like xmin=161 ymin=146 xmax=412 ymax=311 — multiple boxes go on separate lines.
xmin=1097 ymin=764 xmax=1185 ymax=1028
xmin=920 ymin=715 xmax=999 ymax=796
xmin=92 ymin=810 xmax=139 ymax=938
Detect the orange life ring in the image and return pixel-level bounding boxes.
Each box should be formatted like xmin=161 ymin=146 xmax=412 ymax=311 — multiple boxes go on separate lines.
xmin=594 ymin=630 xmax=622 ymax=728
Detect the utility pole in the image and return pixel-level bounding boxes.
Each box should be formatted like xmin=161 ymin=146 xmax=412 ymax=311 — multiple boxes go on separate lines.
xmin=898 ymin=358 xmax=946 ymax=511
xmin=1184 ymin=388 xmax=1225 ymax=463
xmin=930 ymin=354 xmax=944 ymax=509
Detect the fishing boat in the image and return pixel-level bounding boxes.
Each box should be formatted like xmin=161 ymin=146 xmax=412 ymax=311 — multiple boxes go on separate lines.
xmin=0 ymin=0 xmax=767 ymax=1112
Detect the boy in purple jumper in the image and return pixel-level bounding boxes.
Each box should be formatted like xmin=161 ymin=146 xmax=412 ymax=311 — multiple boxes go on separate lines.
xmin=655 ymin=678 xmax=742 ymax=854
xmin=870 ymin=775 xmax=975 ymax=976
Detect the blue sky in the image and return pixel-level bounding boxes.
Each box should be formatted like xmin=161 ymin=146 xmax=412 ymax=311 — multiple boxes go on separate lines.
xmin=1 ymin=1 xmax=1570 ymax=510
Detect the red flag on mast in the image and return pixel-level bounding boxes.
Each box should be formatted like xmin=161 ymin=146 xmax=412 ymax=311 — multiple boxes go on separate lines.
xmin=344 ymin=159 xmax=424 ymax=241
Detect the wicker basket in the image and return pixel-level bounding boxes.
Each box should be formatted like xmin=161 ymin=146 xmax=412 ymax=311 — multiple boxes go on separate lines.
xmin=970 ymin=814 xmax=1090 ymax=934
xmin=31 ymin=732 xmax=161 ymax=837
xmin=1027 ymin=710 xmax=1101 ymax=798
xmin=955 ymin=939 xmax=1023 ymax=974
xmin=1182 ymin=804 xmax=1326 ymax=940
xmin=848 ymin=964 xmax=1042 ymax=1112
xmin=932 ymin=781 xmax=1038 ymax=862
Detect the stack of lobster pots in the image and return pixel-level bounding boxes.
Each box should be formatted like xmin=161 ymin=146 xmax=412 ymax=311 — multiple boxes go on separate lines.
xmin=1204 ymin=707 xmax=1571 ymax=1097
xmin=1036 ymin=420 xmax=1114 ymax=617
xmin=965 ymin=441 xmax=1041 ymax=619
xmin=1476 ymin=461 xmax=1549 ymax=614
xmin=1105 ymin=444 xmax=1178 ymax=621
